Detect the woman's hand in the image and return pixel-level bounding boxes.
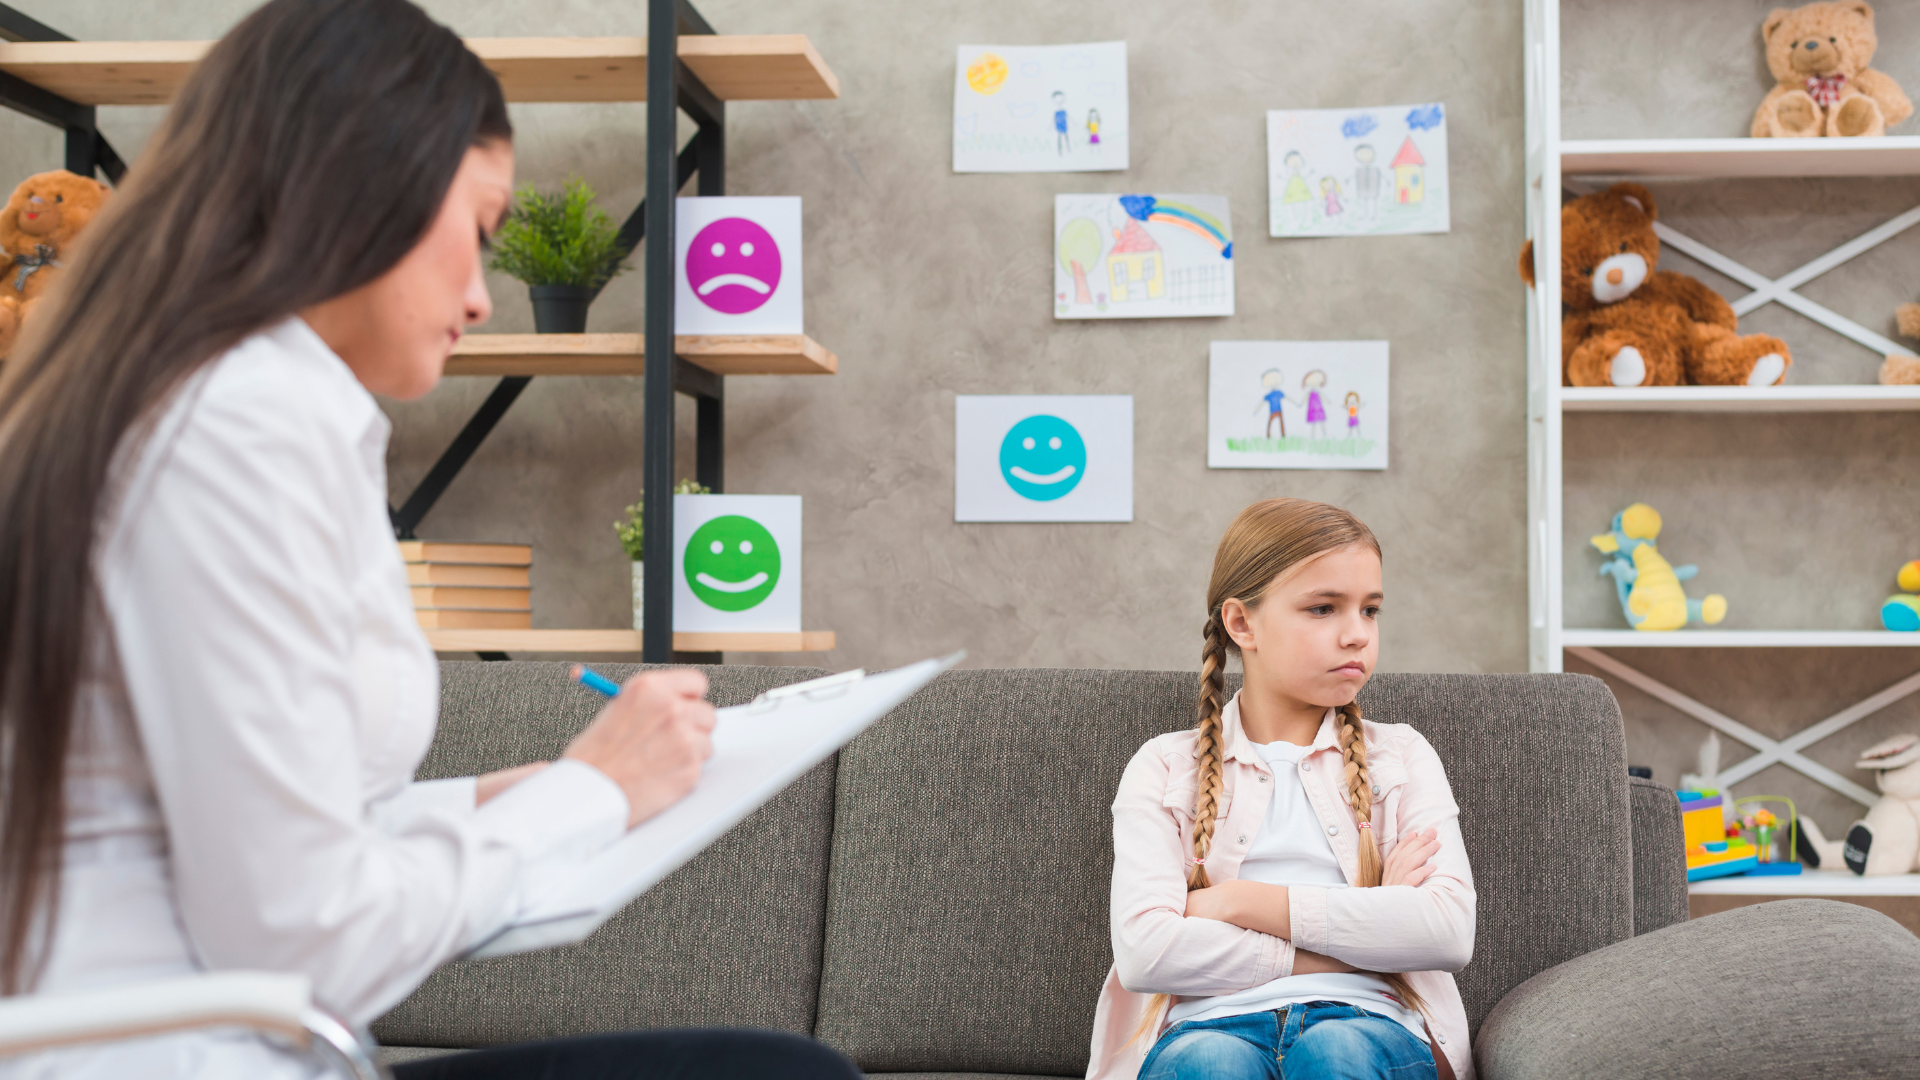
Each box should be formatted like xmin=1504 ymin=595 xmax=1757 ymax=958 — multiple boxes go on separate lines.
xmin=475 ymin=761 xmax=549 ymax=805
xmin=562 ymin=668 xmax=716 ymax=828
xmin=1380 ymin=826 xmax=1440 ymax=888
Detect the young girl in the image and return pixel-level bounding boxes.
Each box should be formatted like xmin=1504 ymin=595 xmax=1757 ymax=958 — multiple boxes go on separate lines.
xmin=1087 ymin=499 xmax=1474 ymax=1080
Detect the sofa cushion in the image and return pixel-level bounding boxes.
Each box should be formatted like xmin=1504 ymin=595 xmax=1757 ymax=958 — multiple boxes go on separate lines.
xmin=372 ymin=662 xmax=833 ymax=1049
xmin=814 ymin=669 xmax=1632 ymax=1075
xmin=1473 ymin=898 xmax=1920 ymax=1079
xmin=1627 ymin=776 xmax=1687 ymax=936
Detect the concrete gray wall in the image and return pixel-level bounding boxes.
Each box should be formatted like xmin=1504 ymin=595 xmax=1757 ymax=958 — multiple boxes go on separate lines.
xmin=1 ymin=0 xmax=1531 ymax=676
xmin=1561 ymin=0 xmax=1920 ymax=837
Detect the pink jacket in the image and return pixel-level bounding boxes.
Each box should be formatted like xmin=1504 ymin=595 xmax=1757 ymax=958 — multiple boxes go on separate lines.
xmin=1087 ymin=693 xmax=1476 ymax=1080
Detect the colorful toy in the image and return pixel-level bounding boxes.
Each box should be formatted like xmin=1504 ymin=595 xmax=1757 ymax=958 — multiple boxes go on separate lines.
xmin=1591 ymin=503 xmax=1728 ymax=631
xmin=1799 ymin=733 xmax=1920 ymax=876
xmin=1518 ymin=184 xmax=1790 ymax=387
xmin=1879 ymin=561 xmax=1920 ymax=631
xmin=1752 ymin=2 xmax=1912 ymax=139
xmin=1680 ymin=791 xmax=1759 ymax=881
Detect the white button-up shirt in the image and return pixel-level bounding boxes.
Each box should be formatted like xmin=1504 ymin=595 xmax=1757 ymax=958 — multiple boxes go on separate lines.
xmin=7 ymin=318 xmax=629 ymax=1079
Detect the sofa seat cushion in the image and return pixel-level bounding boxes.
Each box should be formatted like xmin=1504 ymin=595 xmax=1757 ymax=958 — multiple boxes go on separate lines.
xmin=1474 ymin=898 xmax=1920 ymax=1079
xmin=373 ymin=663 xmax=832 ymax=1048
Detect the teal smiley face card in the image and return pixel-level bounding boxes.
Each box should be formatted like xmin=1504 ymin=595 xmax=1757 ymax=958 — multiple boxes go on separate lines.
xmin=955 ymin=395 xmax=1132 ymax=522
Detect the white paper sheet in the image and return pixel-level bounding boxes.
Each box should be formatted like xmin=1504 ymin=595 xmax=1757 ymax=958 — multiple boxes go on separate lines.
xmin=466 ymin=654 xmax=960 ymax=958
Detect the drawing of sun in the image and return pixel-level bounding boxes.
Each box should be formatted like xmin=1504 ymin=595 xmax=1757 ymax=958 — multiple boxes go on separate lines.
xmin=965 ymin=52 xmax=1008 ymax=95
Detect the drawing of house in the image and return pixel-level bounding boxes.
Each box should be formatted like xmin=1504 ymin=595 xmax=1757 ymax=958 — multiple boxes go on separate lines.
xmin=1106 ymin=219 xmax=1164 ymax=301
xmin=1391 ymin=136 xmax=1425 ymax=204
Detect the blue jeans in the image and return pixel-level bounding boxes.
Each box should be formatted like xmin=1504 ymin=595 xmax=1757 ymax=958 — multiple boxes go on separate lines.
xmin=1139 ymin=1001 xmax=1436 ymax=1080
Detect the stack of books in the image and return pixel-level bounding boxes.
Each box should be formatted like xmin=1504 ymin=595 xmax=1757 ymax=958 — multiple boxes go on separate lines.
xmin=398 ymin=540 xmax=533 ymax=630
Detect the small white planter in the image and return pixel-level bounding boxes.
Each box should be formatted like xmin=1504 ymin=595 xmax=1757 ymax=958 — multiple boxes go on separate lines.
xmin=630 ymin=560 xmax=644 ymax=630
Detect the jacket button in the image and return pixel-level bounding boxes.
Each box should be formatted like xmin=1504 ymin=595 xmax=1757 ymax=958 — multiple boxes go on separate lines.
xmin=1301 ymin=762 xmax=1311 ymax=773
xmin=1258 ymin=775 xmax=1269 ymax=784
xmin=1327 ymin=825 xmax=1338 ymax=836
xmin=1372 ymin=784 xmax=1381 ymax=797
xmin=1239 ymin=834 xmax=1249 ymax=845
xmin=1437 ymin=1033 xmax=1447 ymax=1044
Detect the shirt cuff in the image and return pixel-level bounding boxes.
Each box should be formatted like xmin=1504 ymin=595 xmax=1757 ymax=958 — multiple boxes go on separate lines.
xmin=474 ymin=758 xmax=629 ymax=864
xmin=1288 ymin=884 xmax=1331 ymax=953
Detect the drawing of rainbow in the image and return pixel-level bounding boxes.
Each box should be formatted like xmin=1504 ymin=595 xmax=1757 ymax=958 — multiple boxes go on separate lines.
xmin=1118 ymin=195 xmax=1232 ymax=259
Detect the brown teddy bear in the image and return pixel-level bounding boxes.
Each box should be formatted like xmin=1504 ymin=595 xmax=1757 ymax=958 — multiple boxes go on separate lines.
xmin=0 ymin=169 xmax=112 ymax=358
xmin=1752 ymin=1 xmax=1911 ymax=138
xmin=1882 ymin=303 xmax=1920 ymax=384
xmin=1519 ymin=183 xmax=1791 ymax=387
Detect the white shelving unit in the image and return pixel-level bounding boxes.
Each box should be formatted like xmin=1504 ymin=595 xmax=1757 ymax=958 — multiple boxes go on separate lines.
xmin=1522 ymin=1 xmax=1920 ymax=834
xmin=1690 ymin=869 xmax=1920 ymax=897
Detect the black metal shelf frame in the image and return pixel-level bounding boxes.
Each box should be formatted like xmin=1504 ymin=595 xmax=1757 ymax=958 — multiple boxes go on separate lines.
xmin=0 ymin=0 xmax=730 ymax=663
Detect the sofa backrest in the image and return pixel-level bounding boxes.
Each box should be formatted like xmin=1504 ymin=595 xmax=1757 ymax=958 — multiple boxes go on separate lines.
xmin=812 ymin=668 xmax=1633 ymax=1076
xmin=372 ymin=662 xmax=832 ymax=1050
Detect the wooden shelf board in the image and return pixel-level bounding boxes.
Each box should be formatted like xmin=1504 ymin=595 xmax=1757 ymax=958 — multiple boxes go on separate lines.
xmin=1689 ymin=868 xmax=1920 ymax=897
xmin=1564 ymin=629 xmax=1920 ymax=648
xmin=1559 ymin=385 xmax=1920 ymax=413
xmin=443 ymin=333 xmax=836 ymax=377
xmin=426 ymin=628 xmax=836 ymax=653
xmin=0 ymin=34 xmax=839 ymax=106
xmin=1560 ymin=137 xmax=1920 ymax=179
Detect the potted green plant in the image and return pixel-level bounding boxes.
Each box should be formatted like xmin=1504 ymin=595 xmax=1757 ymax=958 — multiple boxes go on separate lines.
xmin=614 ymin=479 xmax=710 ymax=629
xmin=489 ymin=178 xmax=632 ymax=333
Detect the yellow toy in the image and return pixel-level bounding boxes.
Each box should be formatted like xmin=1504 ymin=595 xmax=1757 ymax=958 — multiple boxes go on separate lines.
xmin=1590 ymin=503 xmax=1728 ymax=631
xmin=1881 ymin=560 xmax=1920 ymax=631
xmin=1680 ymin=792 xmax=1757 ymax=881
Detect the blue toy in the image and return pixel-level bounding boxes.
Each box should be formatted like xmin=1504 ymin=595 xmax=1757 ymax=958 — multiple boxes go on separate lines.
xmin=1590 ymin=503 xmax=1727 ymax=631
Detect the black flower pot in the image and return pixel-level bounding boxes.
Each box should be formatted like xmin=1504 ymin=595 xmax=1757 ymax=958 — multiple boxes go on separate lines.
xmin=528 ymin=284 xmax=593 ymax=333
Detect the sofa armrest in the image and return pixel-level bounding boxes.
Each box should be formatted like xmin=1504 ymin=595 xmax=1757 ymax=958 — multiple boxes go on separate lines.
xmin=1627 ymin=776 xmax=1687 ymax=935
xmin=1474 ymin=899 xmax=1920 ymax=1080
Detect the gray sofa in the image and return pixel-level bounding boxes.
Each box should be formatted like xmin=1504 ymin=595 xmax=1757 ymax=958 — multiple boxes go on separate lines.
xmin=374 ymin=664 xmax=1920 ymax=1078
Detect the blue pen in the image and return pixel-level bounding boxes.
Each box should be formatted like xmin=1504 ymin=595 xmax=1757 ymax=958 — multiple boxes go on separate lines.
xmin=571 ymin=664 xmax=622 ymax=697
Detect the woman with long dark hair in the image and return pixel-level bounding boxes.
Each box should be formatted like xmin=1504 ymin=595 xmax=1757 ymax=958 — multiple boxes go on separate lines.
xmin=0 ymin=2 xmax=855 ymax=1077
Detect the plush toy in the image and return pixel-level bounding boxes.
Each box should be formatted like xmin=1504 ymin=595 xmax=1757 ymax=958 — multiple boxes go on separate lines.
xmin=1798 ymin=734 xmax=1920 ymax=875
xmin=0 ymin=170 xmax=111 ymax=359
xmin=0 ymin=295 xmax=17 ymax=359
xmin=1879 ymin=560 xmax=1920 ymax=630
xmin=1883 ymin=304 xmax=1920 ymax=385
xmin=1519 ymin=184 xmax=1791 ymax=388
xmin=1590 ymin=502 xmax=1728 ymax=631
xmin=1752 ymin=2 xmax=1912 ymax=139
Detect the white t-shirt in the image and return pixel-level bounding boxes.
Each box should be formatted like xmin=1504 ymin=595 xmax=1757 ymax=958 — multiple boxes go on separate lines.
xmin=1166 ymin=734 xmax=1427 ymax=1040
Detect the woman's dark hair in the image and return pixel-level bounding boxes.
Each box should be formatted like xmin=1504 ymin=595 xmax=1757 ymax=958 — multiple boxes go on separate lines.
xmin=0 ymin=0 xmax=510 ymax=993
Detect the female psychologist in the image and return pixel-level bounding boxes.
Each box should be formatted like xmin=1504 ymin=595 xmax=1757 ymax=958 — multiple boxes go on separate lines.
xmin=0 ymin=1 xmax=858 ymax=1078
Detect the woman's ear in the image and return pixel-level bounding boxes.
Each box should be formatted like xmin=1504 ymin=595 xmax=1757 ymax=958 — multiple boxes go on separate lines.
xmin=1219 ymin=597 xmax=1259 ymax=653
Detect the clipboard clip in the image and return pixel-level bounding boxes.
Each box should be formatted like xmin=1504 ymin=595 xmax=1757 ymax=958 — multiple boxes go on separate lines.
xmin=742 ymin=667 xmax=868 ymax=714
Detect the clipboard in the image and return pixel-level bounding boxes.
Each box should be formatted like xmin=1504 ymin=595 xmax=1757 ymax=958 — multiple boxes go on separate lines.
xmin=466 ymin=651 xmax=962 ymax=959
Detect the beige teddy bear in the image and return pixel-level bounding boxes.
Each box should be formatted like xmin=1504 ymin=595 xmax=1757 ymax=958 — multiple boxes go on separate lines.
xmin=1752 ymin=1 xmax=1912 ymax=139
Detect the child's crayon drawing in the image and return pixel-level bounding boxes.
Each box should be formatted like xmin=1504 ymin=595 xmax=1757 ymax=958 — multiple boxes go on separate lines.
xmin=1054 ymin=192 xmax=1233 ymax=320
xmin=1267 ymin=103 xmax=1449 ymax=238
xmin=955 ymin=42 xmax=1128 ymax=173
xmin=1209 ymin=341 xmax=1389 ymax=470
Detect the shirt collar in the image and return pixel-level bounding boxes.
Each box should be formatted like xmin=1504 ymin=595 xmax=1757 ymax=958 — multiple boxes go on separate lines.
xmin=1221 ymin=690 xmax=1343 ymax=766
xmin=280 ymin=316 xmax=392 ymax=478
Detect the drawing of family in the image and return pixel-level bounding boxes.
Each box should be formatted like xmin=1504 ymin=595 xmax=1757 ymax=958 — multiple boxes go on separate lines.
xmin=1278 ymin=144 xmax=1388 ymax=230
xmin=1254 ymin=368 xmax=1365 ymax=440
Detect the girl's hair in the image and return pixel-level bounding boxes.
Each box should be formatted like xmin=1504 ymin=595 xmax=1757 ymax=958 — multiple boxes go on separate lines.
xmin=1345 ymin=391 xmax=1362 ymax=407
xmin=1302 ymin=369 xmax=1327 ymax=388
xmin=1168 ymin=498 xmax=1426 ymax=1023
xmin=0 ymin=0 xmax=511 ymax=995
